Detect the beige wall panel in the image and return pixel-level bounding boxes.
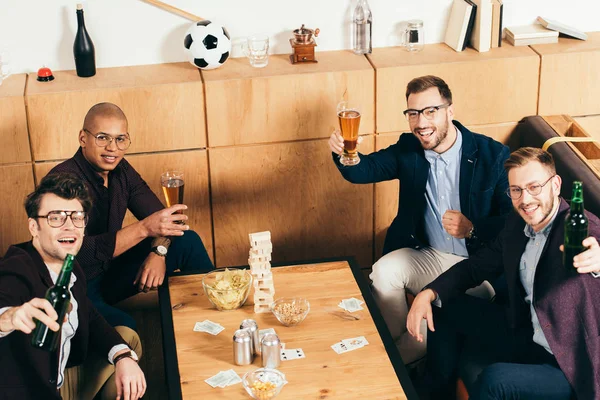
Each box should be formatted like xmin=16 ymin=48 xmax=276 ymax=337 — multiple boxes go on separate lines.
xmin=373 ymin=123 xmax=518 ymax=258
xmin=533 ymin=33 xmax=600 ymax=116
xmin=574 ymin=115 xmax=600 ymax=143
xmin=33 ymin=151 xmax=214 ymax=263
xmin=368 ymin=43 xmax=539 ymax=133
xmin=0 ymin=74 xmax=30 ymax=164
xmin=204 ymin=51 xmax=375 ymax=147
xmin=26 ymin=63 xmax=205 ymax=161
xmin=210 ymin=136 xmax=375 ymax=268
xmin=33 ymin=161 xmax=61 ymax=184
xmin=0 ymin=164 xmax=35 ymax=256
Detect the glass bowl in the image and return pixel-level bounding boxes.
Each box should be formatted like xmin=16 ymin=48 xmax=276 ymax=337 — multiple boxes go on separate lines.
xmin=201 ymin=268 xmax=253 ymax=311
xmin=270 ymin=297 xmax=310 ymax=327
xmin=242 ymin=368 xmax=286 ymax=400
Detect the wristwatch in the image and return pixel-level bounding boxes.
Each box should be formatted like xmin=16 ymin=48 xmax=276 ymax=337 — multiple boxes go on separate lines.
xmin=113 ymin=350 xmax=139 ymax=364
xmin=151 ymin=244 xmax=168 ymax=257
xmin=466 ymin=225 xmax=477 ymax=240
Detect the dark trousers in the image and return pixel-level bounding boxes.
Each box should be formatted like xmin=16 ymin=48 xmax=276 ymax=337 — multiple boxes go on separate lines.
xmin=87 ymin=230 xmax=214 ymax=329
xmin=426 ymin=294 xmax=573 ymax=400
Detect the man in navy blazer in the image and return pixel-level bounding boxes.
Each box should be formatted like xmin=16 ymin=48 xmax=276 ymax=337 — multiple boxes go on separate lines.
xmin=408 ymin=147 xmax=600 ymax=399
xmin=329 ymin=75 xmax=512 ymax=364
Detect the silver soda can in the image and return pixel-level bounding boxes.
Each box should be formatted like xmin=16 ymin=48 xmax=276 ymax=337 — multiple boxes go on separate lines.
xmin=233 ymin=329 xmax=254 ymax=365
xmin=261 ymin=333 xmax=281 ymax=369
xmin=240 ymin=319 xmax=260 ymax=355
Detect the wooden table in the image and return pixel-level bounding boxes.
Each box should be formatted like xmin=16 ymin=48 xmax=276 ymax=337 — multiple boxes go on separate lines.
xmin=159 ymin=258 xmax=418 ymax=399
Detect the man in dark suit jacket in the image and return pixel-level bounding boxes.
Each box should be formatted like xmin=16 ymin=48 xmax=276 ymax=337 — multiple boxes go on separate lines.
xmin=0 ymin=173 xmax=146 ymax=400
xmin=408 ymin=147 xmax=600 ymax=399
xmin=329 ymin=75 xmax=512 ymax=364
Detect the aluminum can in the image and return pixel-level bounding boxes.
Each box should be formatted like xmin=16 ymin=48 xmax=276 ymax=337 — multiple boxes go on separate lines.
xmin=240 ymin=319 xmax=260 ymax=355
xmin=261 ymin=333 xmax=281 ymax=369
xmin=233 ymin=329 xmax=254 ymax=365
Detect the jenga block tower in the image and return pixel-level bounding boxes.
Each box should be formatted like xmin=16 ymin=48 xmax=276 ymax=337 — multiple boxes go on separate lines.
xmin=249 ymin=231 xmax=275 ymax=313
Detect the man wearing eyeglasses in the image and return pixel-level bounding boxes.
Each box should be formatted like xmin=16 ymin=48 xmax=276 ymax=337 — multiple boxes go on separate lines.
xmin=329 ymin=75 xmax=512 ymax=365
xmin=407 ymin=147 xmax=600 ymax=399
xmin=49 ymin=102 xmax=214 ymax=329
xmin=0 ymin=173 xmax=146 ymax=400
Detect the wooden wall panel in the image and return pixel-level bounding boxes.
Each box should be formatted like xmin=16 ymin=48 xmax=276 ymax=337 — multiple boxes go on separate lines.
xmin=534 ymin=33 xmax=600 ymax=117
xmin=373 ymin=123 xmax=518 ymax=259
xmin=210 ymin=136 xmax=375 ymax=268
xmin=574 ymin=115 xmax=600 ymax=143
xmin=368 ymin=43 xmax=539 ymax=133
xmin=0 ymin=164 xmax=35 ymax=256
xmin=26 ymin=63 xmax=205 ymax=161
xmin=0 ymin=74 xmax=30 ymax=164
xmin=33 ymin=151 xmax=214 ymax=263
xmin=204 ymin=51 xmax=375 ymax=147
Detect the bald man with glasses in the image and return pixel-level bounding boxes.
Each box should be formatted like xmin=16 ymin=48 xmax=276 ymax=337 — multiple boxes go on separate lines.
xmin=49 ymin=102 xmax=214 ymax=330
xmin=328 ymin=75 xmax=512 ymax=365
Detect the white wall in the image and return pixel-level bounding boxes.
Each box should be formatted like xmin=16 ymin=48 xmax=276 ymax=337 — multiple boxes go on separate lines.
xmin=1 ymin=0 xmax=598 ymax=74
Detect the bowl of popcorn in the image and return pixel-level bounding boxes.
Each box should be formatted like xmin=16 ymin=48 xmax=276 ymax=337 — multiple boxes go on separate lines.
xmin=270 ymin=297 xmax=310 ymax=327
xmin=242 ymin=368 xmax=286 ymax=400
xmin=202 ymin=268 xmax=253 ymax=311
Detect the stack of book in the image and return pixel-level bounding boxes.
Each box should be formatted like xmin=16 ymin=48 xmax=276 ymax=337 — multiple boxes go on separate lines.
xmin=444 ymin=0 xmax=503 ymax=52
xmin=504 ymin=24 xmax=558 ymax=46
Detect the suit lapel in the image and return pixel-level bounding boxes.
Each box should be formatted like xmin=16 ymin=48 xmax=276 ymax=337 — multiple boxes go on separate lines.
xmin=503 ymin=217 xmax=529 ymax=295
xmin=457 ymin=122 xmax=477 ymax=217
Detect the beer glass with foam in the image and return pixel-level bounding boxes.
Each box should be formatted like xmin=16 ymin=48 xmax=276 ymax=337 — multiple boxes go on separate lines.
xmin=161 ymin=170 xmax=185 ymax=223
xmin=337 ymin=101 xmax=361 ymax=166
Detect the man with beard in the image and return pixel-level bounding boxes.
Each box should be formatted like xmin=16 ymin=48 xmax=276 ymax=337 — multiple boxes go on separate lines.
xmin=329 ymin=75 xmax=512 ymax=364
xmin=407 ymin=147 xmax=600 ymax=399
xmin=0 ymin=173 xmax=146 ymax=399
xmin=49 ymin=103 xmax=214 ymax=329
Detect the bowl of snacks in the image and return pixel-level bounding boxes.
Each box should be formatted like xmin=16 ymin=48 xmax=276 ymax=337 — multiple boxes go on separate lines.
xmin=270 ymin=297 xmax=310 ymax=327
xmin=242 ymin=368 xmax=286 ymax=400
xmin=202 ymin=268 xmax=253 ymax=311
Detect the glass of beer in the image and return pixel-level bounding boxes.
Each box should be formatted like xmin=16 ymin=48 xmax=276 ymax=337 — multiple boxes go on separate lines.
xmin=161 ymin=170 xmax=185 ymax=223
xmin=337 ymin=101 xmax=361 ymax=166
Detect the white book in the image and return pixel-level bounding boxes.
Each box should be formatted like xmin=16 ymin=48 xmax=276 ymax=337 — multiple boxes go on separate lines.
xmin=537 ymin=16 xmax=588 ymax=40
xmin=505 ymin=35 xmax=558 ymax=47
xmin=470 ymin=0 xmax=493 ymax=52
xmin=445 ymin=0 xmax=475 ymax=52
xmin=505 ymin=24 xmax=558 ymax=40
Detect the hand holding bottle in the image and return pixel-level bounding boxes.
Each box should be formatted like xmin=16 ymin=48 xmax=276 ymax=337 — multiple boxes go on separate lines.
xmin=0 ymin=298 xmax=59 ymax=334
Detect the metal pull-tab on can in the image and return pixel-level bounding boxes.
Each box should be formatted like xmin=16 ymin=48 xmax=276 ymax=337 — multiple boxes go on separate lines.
xmin=261 ymin=333 xmax=281 ymax=369
xmin=233 ymin=329 xmax=254 ymax=365
xmin=240 ymin=319 xmax=260 ymax=355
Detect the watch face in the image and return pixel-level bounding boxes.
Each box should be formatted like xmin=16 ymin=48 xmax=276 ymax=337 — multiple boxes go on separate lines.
xmin=156 ymin=245 xmax=167 ymax=256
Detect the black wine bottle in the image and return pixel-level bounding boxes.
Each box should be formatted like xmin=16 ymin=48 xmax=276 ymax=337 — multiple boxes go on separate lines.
xmin=73 ymin=3 xmax=96 ymax=77
xmin=31 ymin=254 xmax=74 ymax=352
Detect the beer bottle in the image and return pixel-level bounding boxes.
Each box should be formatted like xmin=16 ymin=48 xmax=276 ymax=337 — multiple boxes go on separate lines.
xmin=563 ymin=181 xmax=588 ymax=271
xmin=31 ymin=254 xmax=75 ymax=351
xmin=73 ymin=4 xmax=96 ymax=77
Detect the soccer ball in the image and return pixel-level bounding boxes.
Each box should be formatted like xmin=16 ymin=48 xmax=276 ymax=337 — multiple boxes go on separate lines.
xmin=184 ymin=20 xmax=231 ymax=70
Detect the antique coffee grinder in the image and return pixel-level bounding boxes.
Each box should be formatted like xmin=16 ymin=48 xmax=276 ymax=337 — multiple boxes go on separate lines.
xmin=290 ymin=24 xmax=320 ymax=64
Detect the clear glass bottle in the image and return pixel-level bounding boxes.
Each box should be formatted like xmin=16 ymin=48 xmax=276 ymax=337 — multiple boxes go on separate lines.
xmin=352 ymin=0 xmax=372 ymax=55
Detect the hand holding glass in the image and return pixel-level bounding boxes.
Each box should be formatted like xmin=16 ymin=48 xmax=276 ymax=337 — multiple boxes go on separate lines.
xmin=161 ymin=171 xmax=185 ymax=224
xmin=337 ymin=101 xmax=361 ymax=166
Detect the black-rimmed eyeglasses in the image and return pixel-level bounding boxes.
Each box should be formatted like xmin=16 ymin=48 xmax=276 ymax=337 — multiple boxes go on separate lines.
xmin=403 ymin=103 xmax=451 ymax=122
xmin=83 ymin=128 xmax=131 ymax=150
xmin=505 ymin=175 xmax=556 ymax=200
xmin=33 ymin=210 xmax=89 ymax=228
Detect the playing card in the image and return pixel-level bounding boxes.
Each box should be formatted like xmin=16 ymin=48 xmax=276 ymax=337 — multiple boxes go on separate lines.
xmin=195 ymin=320 xmax=224 ymax=335
xmin=342 ymin=336 xmax=369 ymax=351
xmin=219 ymin=369 xmax=241 ymax=387
xmin=205 ymin=371 xmax=230 ymax=388
xmin=280 ymin=348 xmax=305 ymax=361
xmin=342 ymin=298 xmax=363 ymax=312
xmin=331 ymin=341 xmax=350 ymax=354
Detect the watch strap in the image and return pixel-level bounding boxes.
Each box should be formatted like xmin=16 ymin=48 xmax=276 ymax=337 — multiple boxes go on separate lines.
xmin=114 ymin=350 xmax=137 ymax=364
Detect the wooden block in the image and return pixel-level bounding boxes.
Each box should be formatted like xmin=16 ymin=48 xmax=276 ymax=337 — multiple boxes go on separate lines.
xmin=249 ymin=231 xmax=271 ymax=243
xmin=25 ymin=63 xmax=205 ymax=161
xmin=204 ymin=51 xmax=375 ymax=147
xmin=250 ymin=246 xmax=273 ymax=256
xmin=0 ymin=164 xmax=35 ymax=256
xmin=533 ymin=32 xmax=600 ymax=116
xmin=0 ymin=74 xmax=30 ymax=165
xmin=210 ymin=137 xmax=374 ymax=268
xmin=248 ymin=254 xmax=272 ymax=263
xmin=254 ymin=303 xmax=271 ymax=313
xmin=250 ymin=262 xmax=272 ymax=271
xmin=33 ymin=150 xmax=214 ymax=264
xmin=367 ymin=43 xmax=539 ymax=133
xmin=253 ymin=278 xmax=274 ymax=289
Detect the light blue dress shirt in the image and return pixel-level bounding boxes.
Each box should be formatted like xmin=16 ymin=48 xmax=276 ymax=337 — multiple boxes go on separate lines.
xmin=520 ymin=208 xmax=558 ymax=354
xmin=423 ymin=125 xmax=468 ymax=257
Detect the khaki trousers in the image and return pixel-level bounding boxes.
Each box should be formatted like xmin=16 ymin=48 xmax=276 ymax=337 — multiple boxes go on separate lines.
xmin=60 ymin=326 xmax=142 ymax=400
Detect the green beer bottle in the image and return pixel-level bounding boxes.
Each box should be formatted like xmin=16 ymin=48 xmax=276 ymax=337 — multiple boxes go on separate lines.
xmin=31 ymin=254 xmax=75 ymax=351
xmin=563 ymin=181 xmax=588 ymax=271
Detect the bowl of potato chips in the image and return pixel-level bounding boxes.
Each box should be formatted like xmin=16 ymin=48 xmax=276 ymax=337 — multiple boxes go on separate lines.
xmin=202 ymin=268 xmax=253 ymax=311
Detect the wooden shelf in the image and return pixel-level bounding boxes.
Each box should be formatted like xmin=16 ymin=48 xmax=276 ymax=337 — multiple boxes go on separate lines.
xmin=368 ymin=41 xmax=539 ymax=133
xmin=0 ymin=74 xmax=30 ymax=164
